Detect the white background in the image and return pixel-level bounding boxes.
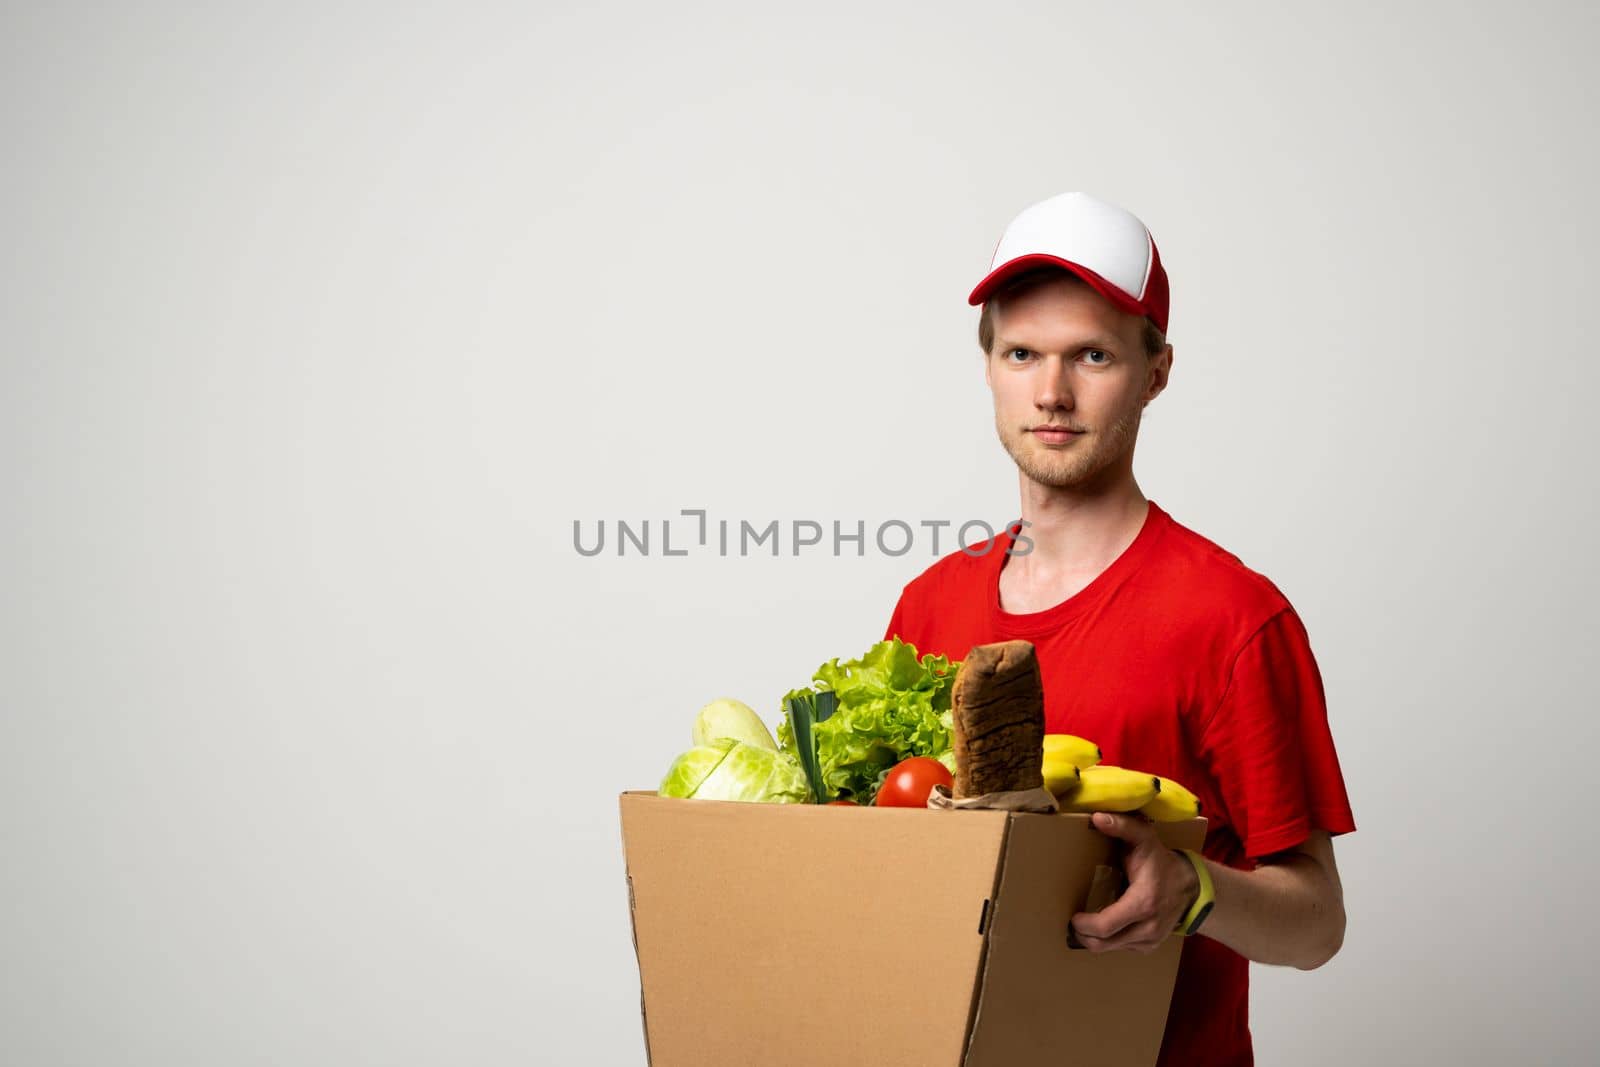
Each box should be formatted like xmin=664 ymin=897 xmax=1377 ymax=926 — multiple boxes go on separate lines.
xmin=4 ymin=1 xmax=1597 ymax=1063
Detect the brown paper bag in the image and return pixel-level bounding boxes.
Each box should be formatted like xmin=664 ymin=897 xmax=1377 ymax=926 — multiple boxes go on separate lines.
xmin=925 ymin=782 xmax=1060 ymax=813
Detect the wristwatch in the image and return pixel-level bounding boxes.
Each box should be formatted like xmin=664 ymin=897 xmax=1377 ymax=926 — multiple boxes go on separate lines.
xmin=1173 ymin=849 xmax=1215 ymax=936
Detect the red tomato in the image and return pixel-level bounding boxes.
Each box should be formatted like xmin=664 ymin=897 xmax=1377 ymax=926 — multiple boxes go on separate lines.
xmin=874 ymin=757 xmax=953 ymax=808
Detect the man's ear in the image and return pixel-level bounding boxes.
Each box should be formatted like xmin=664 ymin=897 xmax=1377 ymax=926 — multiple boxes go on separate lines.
xmin=983 ymin=348 xmax=993 ymax=389
xmin=1145 ymin=343 xmax=1172 ymax=405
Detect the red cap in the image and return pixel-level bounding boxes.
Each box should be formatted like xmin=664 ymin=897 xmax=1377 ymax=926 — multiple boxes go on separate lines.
xmin=968 ymin=192 xmax=1170 ymax=334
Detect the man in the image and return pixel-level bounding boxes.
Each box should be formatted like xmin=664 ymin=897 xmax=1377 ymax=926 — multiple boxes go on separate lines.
xmin=883 ymin=191 xmax=1355 ymax=1066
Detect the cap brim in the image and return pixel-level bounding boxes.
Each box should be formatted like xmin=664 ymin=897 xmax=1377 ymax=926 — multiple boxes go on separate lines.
xmin=967 ymin=254 xmax=1147 ymax=320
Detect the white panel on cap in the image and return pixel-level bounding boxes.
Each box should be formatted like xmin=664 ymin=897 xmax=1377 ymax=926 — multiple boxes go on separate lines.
xmin=990 ymin=192 xmax=1152 ymax=299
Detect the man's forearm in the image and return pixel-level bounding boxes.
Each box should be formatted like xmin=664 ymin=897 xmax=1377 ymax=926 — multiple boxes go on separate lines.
xmin=1195 ymin=851 xmax=1345 ymax=969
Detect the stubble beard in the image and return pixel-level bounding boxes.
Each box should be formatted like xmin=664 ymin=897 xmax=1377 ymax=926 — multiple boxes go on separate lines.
xmin=996 ymin=406 xmax=1144 ymax=489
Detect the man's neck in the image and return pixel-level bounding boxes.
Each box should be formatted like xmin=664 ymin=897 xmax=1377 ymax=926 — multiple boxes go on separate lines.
xmin=1006 ymin=474 xmax=1150 ymax=584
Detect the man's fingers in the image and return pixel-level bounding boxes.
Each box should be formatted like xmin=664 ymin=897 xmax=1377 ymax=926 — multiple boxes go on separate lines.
xmin=1071 ymin=815 xmax=1171 ymax=950
xmin=1091 ymin=810 xmax=1156 ymax=844
xmin=1072 ymin=917 xmax=1167 ymax=954
xmin=1070 ymin=892 xmax=1146 ymax=942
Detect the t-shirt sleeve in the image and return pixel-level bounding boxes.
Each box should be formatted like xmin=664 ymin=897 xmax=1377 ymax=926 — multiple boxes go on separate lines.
xmin=1195 ymin=607 xmax=1357 ymax=859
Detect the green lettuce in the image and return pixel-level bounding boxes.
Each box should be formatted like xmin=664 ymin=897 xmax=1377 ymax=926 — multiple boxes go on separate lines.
xmin=778 ymin=638 xmax=960 ymax=803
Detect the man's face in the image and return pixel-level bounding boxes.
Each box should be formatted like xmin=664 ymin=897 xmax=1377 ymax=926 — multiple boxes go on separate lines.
xmin=984 ymin=277 xmax=1170 ymax=491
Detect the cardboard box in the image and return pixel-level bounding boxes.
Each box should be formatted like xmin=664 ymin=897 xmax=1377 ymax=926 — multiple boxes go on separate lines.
xmin=619 ymin=790 xmax=1205 ymax=1067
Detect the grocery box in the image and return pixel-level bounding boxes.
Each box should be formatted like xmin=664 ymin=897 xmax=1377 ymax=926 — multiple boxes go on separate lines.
xmin=619 ymin=790 xmax=1206 ymax=1067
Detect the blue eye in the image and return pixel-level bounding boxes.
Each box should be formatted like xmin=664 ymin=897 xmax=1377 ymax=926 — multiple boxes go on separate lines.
xmin=1006 ymin=348 xmax=1032 ymax=362
xmin=1082 ymin=349 xmax=1110 ymax=365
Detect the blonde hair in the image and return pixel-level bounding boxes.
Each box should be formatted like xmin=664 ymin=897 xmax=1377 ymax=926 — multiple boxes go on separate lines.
xmin=977 ymin=266 xmax=1166 ymax=358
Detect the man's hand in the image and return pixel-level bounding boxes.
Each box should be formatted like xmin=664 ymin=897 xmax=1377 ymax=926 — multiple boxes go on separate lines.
xmin=1068 ymin=811 xmax=1198 ymax=954
xmin=1068 ymin=813 xmax=1347 ymax=968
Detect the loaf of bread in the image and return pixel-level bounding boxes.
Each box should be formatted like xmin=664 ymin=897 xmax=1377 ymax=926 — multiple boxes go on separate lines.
xmin=950 ymin=640 xmax=1046 ymax=797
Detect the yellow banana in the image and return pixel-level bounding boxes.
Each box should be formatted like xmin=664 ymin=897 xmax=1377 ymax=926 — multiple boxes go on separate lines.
xmin=1141 ymin=777 xmax=1202 ymax=821
xmin=1056 ymin=765 xmax=1160 ymax=813
xmin=1042 ymin=733 xmax=1102 ymax=769
xmin=1041 ymin=754 xmax=1082 ymax=797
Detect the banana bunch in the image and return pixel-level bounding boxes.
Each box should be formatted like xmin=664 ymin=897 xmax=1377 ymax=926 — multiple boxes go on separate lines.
xmin=1041 ymin=733 xmax=1202 ymax=821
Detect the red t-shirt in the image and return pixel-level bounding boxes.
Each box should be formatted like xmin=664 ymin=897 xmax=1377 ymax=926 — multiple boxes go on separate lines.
xmin=883 ymin=500 xmax=1356 ymax=1067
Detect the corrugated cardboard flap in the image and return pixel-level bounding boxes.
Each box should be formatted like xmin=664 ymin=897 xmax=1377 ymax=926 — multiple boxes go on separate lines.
xmin=962 ymin=813 xmax=1207 ymax=1067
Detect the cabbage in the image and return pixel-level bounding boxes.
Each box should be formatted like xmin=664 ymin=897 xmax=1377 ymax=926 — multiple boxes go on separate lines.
xmin=657 ymin=742 xmax=731 ymax=799
xmin=692 ymin=698 xmax=778 ymax=751
xmin=658 ymin=738 xmax=811 ymax=804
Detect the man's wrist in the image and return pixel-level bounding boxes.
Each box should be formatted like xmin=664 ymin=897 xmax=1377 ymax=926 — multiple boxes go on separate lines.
xmin=1173 ymin=848 xmax=1200 ymax=912
xmin=1171 ymin=848 xmax=1215 ymax=936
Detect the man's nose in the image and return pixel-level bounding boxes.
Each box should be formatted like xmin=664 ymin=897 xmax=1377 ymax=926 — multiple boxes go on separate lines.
xmin=1035 ymin=358 xmax=1073 ymax=410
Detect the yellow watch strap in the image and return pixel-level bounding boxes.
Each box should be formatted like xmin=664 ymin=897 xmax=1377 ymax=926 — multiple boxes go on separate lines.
xmin=1174 ymin=848 xmax=1215 ymax=936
